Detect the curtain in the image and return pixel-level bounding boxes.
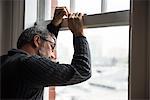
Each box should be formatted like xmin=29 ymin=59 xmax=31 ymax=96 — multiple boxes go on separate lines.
xmin=0 ymin=0 xmax=24 ymax=55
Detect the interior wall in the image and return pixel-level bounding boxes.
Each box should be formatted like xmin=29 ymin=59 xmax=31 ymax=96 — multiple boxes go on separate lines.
xmin=130 ymin=0 xmax=149 ymax=99
xmin=0 ymin=0 xmax=24 ymax=55
xmin=148 ymin=0 xmax=150 ymax=98
xmin=0 ymin=0 xmax=2 ymax=55
xmin=0 ymin=0 xmax=13 ymax=55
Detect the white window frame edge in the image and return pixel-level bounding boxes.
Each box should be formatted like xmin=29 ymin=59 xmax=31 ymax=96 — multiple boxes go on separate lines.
xmin=37 ymin=0 xmax=45 ymax=22
xmin=101 ymin=0 xmax=107 ymax=13
xmin=24 ymin=0 xmax=37 ymax=29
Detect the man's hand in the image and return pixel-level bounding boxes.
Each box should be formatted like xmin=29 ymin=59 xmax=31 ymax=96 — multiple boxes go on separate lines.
xmin=51 ymin=7 xmax=69 ymax=27
xmin=68 ymin=13 xmax=85 ymax=37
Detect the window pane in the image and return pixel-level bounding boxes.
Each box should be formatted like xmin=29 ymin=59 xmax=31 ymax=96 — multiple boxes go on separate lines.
xmin=43 ymin=0 xmax=70 ymax=20
xmin=57 ymin=0 xmax=70 ymax=12
xmin=45 ymin=0 xmax=51 ymax=20
xmin=42 ymin=0 xmax=130 ymax=21
xmin=106 ymin=0 xmax=130 ymax=12
xmin=56 ymin=26 xmax=129 ymax=100
xmin=74 ymin=0 xmax=101 ymax=15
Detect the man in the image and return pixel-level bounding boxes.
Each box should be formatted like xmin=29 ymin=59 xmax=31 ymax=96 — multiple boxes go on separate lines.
xmin=0 ymin=7 xmax=91 ymax=100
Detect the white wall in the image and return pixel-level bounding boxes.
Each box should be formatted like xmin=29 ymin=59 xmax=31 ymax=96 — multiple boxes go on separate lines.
xmin=130 ymin=0 xmax=150 ymax=99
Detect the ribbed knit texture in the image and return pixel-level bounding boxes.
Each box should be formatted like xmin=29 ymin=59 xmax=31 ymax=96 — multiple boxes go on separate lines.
xmin=0 ymin=38 xmax=91 ymax=100
xmin=0 ymin=23 xmax=91 ymax=100
xmin=47 ymin=22 xmax=60 ymax=38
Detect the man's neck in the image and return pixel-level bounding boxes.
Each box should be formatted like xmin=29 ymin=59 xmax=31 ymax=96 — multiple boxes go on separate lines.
xmin=20 ymin=44 xmax=37 ymax=56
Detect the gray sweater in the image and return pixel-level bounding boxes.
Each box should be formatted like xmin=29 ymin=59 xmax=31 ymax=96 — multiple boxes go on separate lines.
xmin=0 ymin=24 xmax=91 ymax=100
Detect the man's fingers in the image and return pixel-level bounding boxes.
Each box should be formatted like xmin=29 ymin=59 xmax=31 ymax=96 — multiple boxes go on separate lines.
xmin=55 ymin=6 xmax=69 ymax=17
xmin=62 ymin=7 xmax=69 ymax=17
xmin=78 ymin=13 xmax=83 ymax=19
xmin=55 ymin=6 xmax=66 ymax=9
xmin=64 ymin=7 xmax=69 ymax=16
xmin=75 ymin=13 xmax=78 ymax=18
xmin=69 ymin=13 xmax=75 ymax=19
xmin=78 ymin=13 xmax=83 ymax=17
xmin=59 ymin=10 xmax=67 ymax=17
xmin=68 ymin=13 xmax=72 ymax=18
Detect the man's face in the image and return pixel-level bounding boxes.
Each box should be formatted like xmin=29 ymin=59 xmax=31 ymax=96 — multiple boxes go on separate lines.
xmin=38 ymin=35 xmax=56 ymax=61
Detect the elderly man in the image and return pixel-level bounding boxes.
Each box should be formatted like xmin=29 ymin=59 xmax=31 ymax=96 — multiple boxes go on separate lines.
xmin=0 ymin=7 xmax=91 ymax=100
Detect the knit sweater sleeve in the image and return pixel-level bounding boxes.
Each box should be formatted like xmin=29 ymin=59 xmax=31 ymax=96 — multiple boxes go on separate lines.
xmin=20 ymin=36 xmax=91 ymax=87
xmin=47 ymin=22 xmax=60 ymax=38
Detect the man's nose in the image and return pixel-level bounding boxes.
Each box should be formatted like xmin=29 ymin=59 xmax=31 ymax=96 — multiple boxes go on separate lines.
xmin=50 ymin=51 xmax=57 ymax=61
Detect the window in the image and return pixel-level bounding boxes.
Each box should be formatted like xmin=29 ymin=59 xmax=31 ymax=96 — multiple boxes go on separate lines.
xmin=37 ymin=0 xmax=130 ymax=21
xmin=34 ymin=0 xmax=130 ymax=100
xmin=56 ymin=26 xmax=129 ymax=100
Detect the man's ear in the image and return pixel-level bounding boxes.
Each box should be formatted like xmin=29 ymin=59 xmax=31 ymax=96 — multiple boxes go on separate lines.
xmin=33 ymin=35 xmax=41 ymax=48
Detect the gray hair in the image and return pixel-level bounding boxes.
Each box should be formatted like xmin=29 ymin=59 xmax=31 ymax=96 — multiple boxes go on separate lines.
xmin=17 ymin=26 xmax=56 ymax=49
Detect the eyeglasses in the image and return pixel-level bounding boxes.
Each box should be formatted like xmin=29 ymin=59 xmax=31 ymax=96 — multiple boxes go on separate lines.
xmin=40 ymin=36 xmax=56 ymax=50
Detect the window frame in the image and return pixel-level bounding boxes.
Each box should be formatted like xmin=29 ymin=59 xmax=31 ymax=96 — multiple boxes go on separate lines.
xmin=36 ymin=10 xmax=129 ymax=30
xmin=25 ymin=0 xmax=129 ymax=29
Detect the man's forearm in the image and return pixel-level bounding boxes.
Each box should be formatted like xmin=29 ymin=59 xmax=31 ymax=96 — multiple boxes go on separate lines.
xmin=62 ymin=36 xmax=91 ymax=85
xmin=47 ymin=23 xmax=60 ymax=38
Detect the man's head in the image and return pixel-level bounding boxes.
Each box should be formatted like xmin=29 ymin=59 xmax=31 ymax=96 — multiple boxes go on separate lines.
xmin=17 ymin=26 xmax=56 ymax=60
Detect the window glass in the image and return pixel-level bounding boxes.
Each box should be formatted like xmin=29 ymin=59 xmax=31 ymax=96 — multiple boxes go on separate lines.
xmin=45 ymin=0 xmax=51 ymax=20
xmin=51 ymin=0 xmax=69 ymax=19
xmin=42 ymin=0 xmax=130 ymax=20
xmin=106 ymin=0 xmax=130 ymax=12
xmin=74 ymin=0 xmax=101 ymax=15
xmin=57 ymin=0 xmax=70 ymax=11
xmin=43 ymin=0 xmax=70 ymax=20
xmin=56 ymin=26 xmax=129 ymax=100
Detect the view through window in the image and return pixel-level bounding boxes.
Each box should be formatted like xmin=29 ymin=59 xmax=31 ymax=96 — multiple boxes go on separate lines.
xmin=56 ymin=26 xmax=129 ymax=100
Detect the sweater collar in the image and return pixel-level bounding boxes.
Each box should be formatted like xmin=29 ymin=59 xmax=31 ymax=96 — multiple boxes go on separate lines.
xmin=8 ymin=49 xmax=29 ymax=56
